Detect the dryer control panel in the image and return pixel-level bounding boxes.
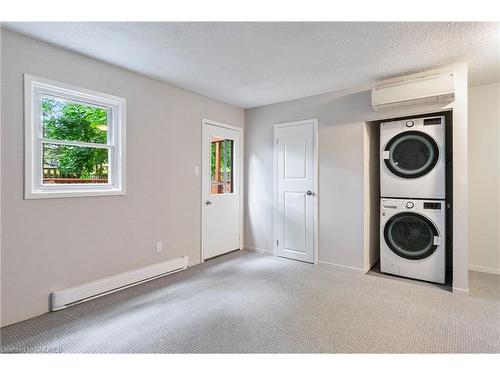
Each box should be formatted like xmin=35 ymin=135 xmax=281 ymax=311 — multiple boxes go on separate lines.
xmin=380 ymin=115 xmax=445 ymax=134
xmin=423 ymin=202 xmax=442 ymax=210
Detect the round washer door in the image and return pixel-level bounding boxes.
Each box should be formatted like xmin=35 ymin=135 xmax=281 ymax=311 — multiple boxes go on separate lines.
xmin=384 ymin=131 xmax=440 ymax=178
xmin=384 ymin=212 xmax=439 ymax=260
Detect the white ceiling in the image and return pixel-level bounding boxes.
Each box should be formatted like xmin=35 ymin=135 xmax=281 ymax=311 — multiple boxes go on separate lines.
xmin=4 ymin=22 xmax=500 ymax=108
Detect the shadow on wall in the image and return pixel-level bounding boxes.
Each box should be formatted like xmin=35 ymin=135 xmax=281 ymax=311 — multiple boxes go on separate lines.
xmin=315 ymin=90 xmax=373 ymax=125
xmin=246 ymin=153 xmax=275 ymax=251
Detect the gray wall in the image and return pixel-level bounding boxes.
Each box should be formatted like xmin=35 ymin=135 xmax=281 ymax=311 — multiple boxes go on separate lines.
xmin=469 ymin=82 xmax=500 ymax=273
xmin=363 ymin=122 xmax=380 ymax=271
xmin=245 ymin=89 xmax=374 ymax=269
xmin=0 ymin=27 xmax=3 ymax=328
xmin=1 ymin=30 xmax=244 ymax=326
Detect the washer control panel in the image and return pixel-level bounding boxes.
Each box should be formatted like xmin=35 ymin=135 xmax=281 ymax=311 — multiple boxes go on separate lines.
xmin=381 ymin=199 xmax=445 ymax=216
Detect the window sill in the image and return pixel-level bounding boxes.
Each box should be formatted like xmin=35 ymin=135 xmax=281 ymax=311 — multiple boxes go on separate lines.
xmin=24 ymin=188 xmax=126 ymax=200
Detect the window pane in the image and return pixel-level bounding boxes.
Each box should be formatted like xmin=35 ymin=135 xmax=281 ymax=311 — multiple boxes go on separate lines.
xmin=42 ymin=97 xmax=108 ymax=144
xmin=42 ymin=143 xmax=109 ymax=184
xmin=210 ymin=137 xmax=233 ymax=194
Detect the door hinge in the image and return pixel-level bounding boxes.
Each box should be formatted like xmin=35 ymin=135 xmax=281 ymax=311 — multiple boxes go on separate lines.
xmin=276 ymin=240 xmax=279 ymax=246
xmin=276 ymin=138 xmax=279 ymax=144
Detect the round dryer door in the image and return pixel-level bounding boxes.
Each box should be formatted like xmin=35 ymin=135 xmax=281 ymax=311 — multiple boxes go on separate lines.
xmin=384 ymin=131 xmax=440 ymax=178
xmin=384 ymin=212 xmax=439 ymax=260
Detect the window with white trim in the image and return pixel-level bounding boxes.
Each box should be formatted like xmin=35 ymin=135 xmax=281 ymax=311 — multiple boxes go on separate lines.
xmin=24 ymin=75 xmax=126 ymax=199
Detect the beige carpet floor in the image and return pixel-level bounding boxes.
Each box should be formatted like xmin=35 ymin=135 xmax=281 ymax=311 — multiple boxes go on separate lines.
xmin=1 ymin=250 xmax=499 ymax=353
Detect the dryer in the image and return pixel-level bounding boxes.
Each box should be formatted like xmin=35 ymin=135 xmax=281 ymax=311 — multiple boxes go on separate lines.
xmin=380 ymin=115 xmax=446 ymax=199
xmin=380 ymin=198 xmax=445 ymax=284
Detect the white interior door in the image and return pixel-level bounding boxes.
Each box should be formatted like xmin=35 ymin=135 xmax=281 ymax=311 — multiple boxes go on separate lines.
xmin=202 ymin=120 xmax=241 ymax=260
xmin=275 ymin=120 xmax=317 ymax=263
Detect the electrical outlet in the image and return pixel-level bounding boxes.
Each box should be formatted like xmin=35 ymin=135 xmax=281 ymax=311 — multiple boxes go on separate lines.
xmin=155 ymin=241 xmax=163 ymax=253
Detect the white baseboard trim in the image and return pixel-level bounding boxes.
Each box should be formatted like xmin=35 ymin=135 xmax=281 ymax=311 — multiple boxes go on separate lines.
xmin=469 ymin=264 xmax=500 ymax=275
xmin=318 ymin=260 xmax=365 ymax=273
xmin=244 ymin=245 xmax=274 ymax=255
xmin=452 ymin=287 xmax=470 ymax=295
xmin=51 ymin=256 xmax=188 ymax=311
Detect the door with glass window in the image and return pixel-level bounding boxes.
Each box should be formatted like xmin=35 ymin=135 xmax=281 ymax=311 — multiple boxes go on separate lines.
xmin=202 ymin=121 xmax=241 ymax=260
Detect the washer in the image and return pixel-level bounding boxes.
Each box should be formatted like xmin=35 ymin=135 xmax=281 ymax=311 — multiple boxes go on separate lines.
xmin=380 ymin=115 xmax=445 ymax=199
xmin=380 ymin=198 xmax=445 ymax=284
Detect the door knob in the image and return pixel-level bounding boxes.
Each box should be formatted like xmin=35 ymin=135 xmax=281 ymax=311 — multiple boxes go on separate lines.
xmin=306 ymin=191 xmax=313 ymax=196
xmin=205 ymin=200 xmax=212 ymax=206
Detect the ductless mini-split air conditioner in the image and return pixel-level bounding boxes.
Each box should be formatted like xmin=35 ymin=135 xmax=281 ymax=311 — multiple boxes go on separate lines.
xmin=371 ymin=73 xmax=455 ymax=111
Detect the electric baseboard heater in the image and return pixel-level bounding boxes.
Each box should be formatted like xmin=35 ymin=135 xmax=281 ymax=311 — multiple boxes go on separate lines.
xmin=50 ymin=256 xmax=188 ymax=311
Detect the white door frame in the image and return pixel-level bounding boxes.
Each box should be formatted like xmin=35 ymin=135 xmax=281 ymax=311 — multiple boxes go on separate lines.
xmin=201 ymin=118 xmax=244 ymax=262
xmin=273 ymin=118 xmax=319 ymax=264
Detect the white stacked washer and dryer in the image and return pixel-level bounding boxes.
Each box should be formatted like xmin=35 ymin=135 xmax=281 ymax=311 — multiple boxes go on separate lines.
xmin=380 ymin=115 xmax=447 ymax=284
